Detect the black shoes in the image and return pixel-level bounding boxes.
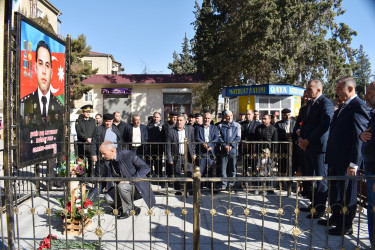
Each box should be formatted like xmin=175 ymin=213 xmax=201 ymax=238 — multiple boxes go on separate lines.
xmin=328 ymin=227 xmax=353 ymax=236
xmin=299 ymin=206 xmax=311 ymax=212
xmin=306 ymin=211 xmax=324 ymax=219
xmin=317 ymin=218 xmax=337 ymax=227
xmin=116 ymin=206 xmax=141 ymax=219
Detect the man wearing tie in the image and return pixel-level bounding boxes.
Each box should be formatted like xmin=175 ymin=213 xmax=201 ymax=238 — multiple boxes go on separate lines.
xmin=195 ymin=111 xmax=220 ymax=176
xmin=167 ymin=114 xmax=196 ymax=195
xmin=123 ymin=114 xmax=148 ymax=157
xmin=298 ymin=80 xmax=334 ymax=219
xmin=323 ymin=76 xmax=370 ymax=235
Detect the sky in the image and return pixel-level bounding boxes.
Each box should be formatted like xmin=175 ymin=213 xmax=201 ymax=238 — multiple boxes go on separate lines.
xmin=50 ymin=0 xmax=375 ymax=76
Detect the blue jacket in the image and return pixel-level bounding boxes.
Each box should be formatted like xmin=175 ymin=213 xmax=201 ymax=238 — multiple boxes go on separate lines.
xmin=195 ymin=124 xmax=220 ymax=156
xmin=300 ymin=94 xmax=334 ymax=153
xmin=217 ymin=121 xmax=241 ymax=155
xmin=326 ymin=96 xmax=370 ymax=173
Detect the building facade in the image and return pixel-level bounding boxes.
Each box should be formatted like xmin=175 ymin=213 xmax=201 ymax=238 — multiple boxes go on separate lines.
xmin=81 ymin=74 xmax=203 ymax=124
xmin=222 ymin=84 xmax=305 ymax=119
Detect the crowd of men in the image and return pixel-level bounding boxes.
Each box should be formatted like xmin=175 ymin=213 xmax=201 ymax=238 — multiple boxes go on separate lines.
xmin=73 ymin=76 xmax=374 ymax=243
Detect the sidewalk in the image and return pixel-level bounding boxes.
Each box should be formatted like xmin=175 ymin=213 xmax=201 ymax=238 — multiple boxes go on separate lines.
xmin=3 ymin=185 xmax=372 ymax=249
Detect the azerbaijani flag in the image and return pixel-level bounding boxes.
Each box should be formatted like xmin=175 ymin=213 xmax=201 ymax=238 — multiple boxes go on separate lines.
xmin=20 ymin=21 xmax=65 ymax=105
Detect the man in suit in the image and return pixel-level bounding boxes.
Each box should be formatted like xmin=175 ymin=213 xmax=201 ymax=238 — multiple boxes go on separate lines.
xmin=195 ymin=111 xmax=220 ymax=176
xmin=147 ymin=112 xmax=164 ymax=177
xmin=276 ymin=109 xmax=296 ymax=141
xmin=91 ymin=113 xmax=122 ymax=176
xmin=217 ymin=110 xmax=241 ymax=189
xmin=360 ymin=81 xmax=375 ymax=247
xmin=123 ymin=114 xmax=148 ymax=157
xmin=293 ymin=90 xmax=311 ymax=197
xmin=298 ymin=80 xmax=334 ymax=218
xmin=167 ymin=114 xmax=196 ymax=195
xmin=20 ymin=41 xmax=64 ymax=161
xmin=91 ymin=141 xmax=155 ymax=219
xmin=323 ymin=76 xmax=370 ymax=235
xmin=75 ymin=106 xmax=96 ymax=177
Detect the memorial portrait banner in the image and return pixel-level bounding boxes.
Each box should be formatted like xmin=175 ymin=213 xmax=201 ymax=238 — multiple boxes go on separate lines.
xmin=18 ymin=16 xmax=66 ymax=166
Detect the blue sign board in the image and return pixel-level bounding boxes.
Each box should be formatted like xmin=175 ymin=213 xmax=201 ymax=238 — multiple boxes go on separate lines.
xmin=223 ymin=84 xmax=305 ymax=97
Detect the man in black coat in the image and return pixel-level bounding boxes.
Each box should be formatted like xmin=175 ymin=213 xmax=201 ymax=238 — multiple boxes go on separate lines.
xmin=113 ymin=111 xmax=127 ymax=139
xmin=167 ymin=114 xmax=196 ymax=194
xmin=255 ymin=114 xmax=278 ymax=142
xmin=298 ymin=80 xmax=334 ymax=218
xmin=90 ymin=141 xmax=155 ymax=219
xmin=240 ymin=109 xmax=261 ymax=177
xmin=324 ymin=76 xmax=370 ymax=235
xmin=91 ymin=113 xmax=122 ymax=176
xmin=147 ymin=112 xmax=164 ymax=176
xmin=76 ymin=106 xmax=96 ymax=176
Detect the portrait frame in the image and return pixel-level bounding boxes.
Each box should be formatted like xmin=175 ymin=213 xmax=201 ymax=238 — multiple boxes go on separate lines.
xmin=15 ymin=13 xmax=67 ymax=167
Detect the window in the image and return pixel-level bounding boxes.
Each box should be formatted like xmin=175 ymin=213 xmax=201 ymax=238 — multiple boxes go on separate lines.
xmin=256 ymin=96 xmax=292 ymax=119
xmin=36 ymin=8 xmax=44 ymax=18
xmin=84 ymin=92 xmax=92 ymax=102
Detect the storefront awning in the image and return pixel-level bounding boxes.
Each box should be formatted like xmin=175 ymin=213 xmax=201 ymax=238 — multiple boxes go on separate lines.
xmin=222 ymin=84 xmax=305 ymax=97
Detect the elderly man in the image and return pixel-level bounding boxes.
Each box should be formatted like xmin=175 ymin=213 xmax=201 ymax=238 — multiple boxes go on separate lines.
xmin=298 ymin=80 xmax=334 ymax=218
xmin=217 ymin=110 xmax=241 ymax=190
xmin=360 ymin=81 xmax=375 ymax=246
xmin=324 ymin=76 xmax=370 ymax=235
xmin=195 ymin=111 xmax=220 ymax=176
xmin=123 ymin=114 xmax=148 ymax=157
xmin=92 ymin=141 xmax=155 ymax=219
xmin=167 ymin=114 xmax=196 ymax=195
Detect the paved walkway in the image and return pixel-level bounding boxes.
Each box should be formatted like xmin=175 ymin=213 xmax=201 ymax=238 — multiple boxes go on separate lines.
xmin=1 ymin=184 xmax=372 ymax=249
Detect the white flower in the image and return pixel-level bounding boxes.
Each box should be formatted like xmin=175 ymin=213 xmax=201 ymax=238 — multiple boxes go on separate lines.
xmin=84 ymin=209 xmax=87 ymax=214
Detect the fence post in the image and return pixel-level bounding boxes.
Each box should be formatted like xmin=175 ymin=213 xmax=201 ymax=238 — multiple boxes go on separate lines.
xmin=193 ymin=165 xmax=201 ymax=250
xmin=35 ymin=164 xmax=40 ymax=197
xmin=287 ymin=141 xmax=293 ymax=196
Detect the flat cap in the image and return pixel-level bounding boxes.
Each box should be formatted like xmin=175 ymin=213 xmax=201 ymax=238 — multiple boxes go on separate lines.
xmin=169 ymin=111 xmax=178 ymax=116
xmin=281 ymin=108 xmax=291 ymax=114
xmin=103 ymin=113 xmax=114 ymax=120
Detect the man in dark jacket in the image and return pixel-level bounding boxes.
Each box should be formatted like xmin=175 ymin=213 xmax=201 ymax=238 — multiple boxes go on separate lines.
xmin=113 ymin=111 xmax=127 ymax=140
xmin=76 ymin=106 xmax=96 ymax=176
xmin=147 ymin=112 xmax=164 ymax=176
xmin=167 ymin=114 xmax=196 ymax=194
xmin=324 ymin=76 xmax=370 ymax=235
xmin=123 ymin=114 xmax=148 ymax=157
xmin=195 ymin=111 xmax=220 ymax=176
xmin=91 ymin=141 xmax=155 ymax=219
xmin=298 ymin=80 xmax=334 ymax=218
xmin=255 ymin=114 xmax=278 ymax=142
xmin=91 ymin=113 xmax=122 ymax=176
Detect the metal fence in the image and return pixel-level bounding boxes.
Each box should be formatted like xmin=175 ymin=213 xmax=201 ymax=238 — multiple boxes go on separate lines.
xmin=0 ymin=141 xmax=373 ymax=249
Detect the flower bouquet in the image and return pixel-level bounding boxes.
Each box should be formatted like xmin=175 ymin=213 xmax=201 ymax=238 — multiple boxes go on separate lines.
xmin=54 ymin=184 xmax=104 ymax=235
xmin=57 ymin=155 xmax=87 ymax=177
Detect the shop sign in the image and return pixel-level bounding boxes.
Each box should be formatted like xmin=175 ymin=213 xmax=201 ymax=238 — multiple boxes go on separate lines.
xmin=101 ymin=88 xmax=132 ymax=95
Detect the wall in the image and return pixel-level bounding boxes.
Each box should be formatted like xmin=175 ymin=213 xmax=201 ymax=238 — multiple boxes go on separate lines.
xmin=82 ymin=56 xmax=112 ymax=74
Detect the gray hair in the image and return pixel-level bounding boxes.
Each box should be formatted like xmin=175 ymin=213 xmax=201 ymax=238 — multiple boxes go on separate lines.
xmin=100 ymin=141 xmax=116 ymax=151
xmin=132 ymin=114 xmax=140 ymax=119
xmin=308 ymin=79 xmax=323 ymax=90
xmin=337 ymin=76 xmax=356 ymax=89
xmin=177 ymin=114 xmax=186 ymax=120
xmin=223 ymin=110 xmax=233 ymax=116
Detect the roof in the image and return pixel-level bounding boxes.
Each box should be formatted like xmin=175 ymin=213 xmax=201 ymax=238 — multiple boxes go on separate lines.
xmin=82 ymin=74 xmax=203 ymax=85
